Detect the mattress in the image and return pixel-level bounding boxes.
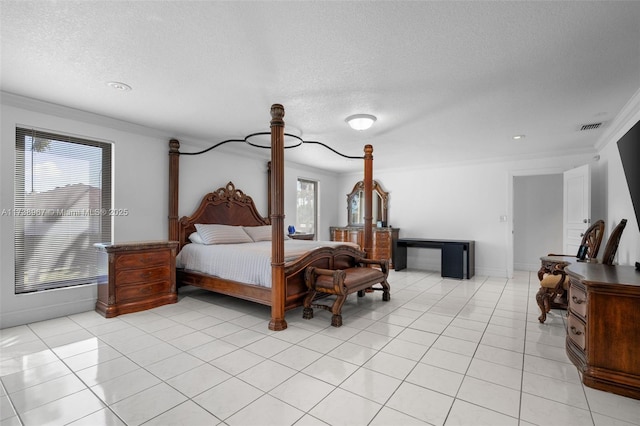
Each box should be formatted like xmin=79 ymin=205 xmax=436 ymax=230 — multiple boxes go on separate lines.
xmin=175 ymin=240 xmax=358 ymax=288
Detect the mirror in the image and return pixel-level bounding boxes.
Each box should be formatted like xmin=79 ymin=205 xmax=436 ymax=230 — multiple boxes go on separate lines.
xmin=347 ymin=180 xmax=389 ymax=226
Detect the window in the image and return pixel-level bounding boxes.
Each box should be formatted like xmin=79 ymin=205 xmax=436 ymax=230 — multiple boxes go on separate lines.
xmin=296 ymin=178 xmax=317 ymax=236
xmin=14 ymin=128 xmax=112 ymax=294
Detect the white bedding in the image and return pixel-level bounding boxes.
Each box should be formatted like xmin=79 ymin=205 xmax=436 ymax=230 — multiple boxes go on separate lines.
xmin=175 ymin=240 xmax=359 ymax=288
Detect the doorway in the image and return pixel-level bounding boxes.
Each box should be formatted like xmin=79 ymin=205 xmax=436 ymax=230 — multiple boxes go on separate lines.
xmin=510 ymin=173 xmax=563 ymax=274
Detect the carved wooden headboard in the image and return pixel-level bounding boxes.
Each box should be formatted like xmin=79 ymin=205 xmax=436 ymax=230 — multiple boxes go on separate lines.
xmin=177 ymin=182 xmax=269 ymax=251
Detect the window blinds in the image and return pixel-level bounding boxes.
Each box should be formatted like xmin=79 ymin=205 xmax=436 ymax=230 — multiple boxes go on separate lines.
xmin=14 ymin=128 xmax=112 ymax=294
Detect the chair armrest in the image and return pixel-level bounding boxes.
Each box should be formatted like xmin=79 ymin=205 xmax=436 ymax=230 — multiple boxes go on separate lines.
xmin=355 ymin=257 xmax=389 ymax=276
xmin=304 ymin=267 xmax=346 ymax=294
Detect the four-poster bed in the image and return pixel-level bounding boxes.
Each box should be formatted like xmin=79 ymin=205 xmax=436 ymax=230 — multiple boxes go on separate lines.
xmin=168 ymin=104 xmax=377 ymax=330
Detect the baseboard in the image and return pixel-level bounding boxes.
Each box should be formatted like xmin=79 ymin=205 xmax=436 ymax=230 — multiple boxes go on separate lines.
xmin=0 ymin=297 xmax=96 ymax=329
xmin=514 ymin=262 xmax=540 ymax=272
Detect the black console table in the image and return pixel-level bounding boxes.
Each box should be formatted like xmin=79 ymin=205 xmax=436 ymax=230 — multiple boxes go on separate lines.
xmin=394 ymin=238 xmax=475 ymax=279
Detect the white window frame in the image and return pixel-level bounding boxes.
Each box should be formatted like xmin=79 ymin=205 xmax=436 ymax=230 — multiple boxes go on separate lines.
xmin=295 ymin=178 xmax=318 ymax=237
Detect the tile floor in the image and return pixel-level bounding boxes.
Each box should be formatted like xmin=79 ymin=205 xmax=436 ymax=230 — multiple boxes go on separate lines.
xmin=1 ymin=269 xmax=640 ymax=426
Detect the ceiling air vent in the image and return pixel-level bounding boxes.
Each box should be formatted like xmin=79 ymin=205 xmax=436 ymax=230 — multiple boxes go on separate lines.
xmin=580 ymin=122 xmax=602 ymax=131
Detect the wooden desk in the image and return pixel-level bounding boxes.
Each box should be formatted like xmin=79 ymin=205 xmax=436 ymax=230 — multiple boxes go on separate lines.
xmin=565 ymin=262 xmax=640 ymax=399
xmin=394 ymin=238 xmax=475 ymax=279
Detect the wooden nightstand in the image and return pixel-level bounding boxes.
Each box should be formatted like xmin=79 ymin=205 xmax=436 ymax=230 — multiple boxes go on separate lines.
xmin=94 ymin=241 xmax=179 ymax=318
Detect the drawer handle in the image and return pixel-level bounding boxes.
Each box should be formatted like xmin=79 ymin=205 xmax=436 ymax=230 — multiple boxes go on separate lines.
xmin=570 ymin=326 xmax=583 ymax=336
xmin=571 ymin=296 xmax=585 ymax=304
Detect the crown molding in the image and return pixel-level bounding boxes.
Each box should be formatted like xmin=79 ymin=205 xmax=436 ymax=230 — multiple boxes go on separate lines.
xmin=595 ymin=87 xmax=640 ymax=151
xmin=0 ymin=91 xmax=171 ymax=139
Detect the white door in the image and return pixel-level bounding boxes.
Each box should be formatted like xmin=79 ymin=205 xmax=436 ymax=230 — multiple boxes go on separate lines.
xmin=563 ymin=164 xmax=591 ymax=255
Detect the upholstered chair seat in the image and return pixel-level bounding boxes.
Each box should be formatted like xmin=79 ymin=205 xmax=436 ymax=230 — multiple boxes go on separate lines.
xmin=540 ymin=273 xmax=568 ymax=290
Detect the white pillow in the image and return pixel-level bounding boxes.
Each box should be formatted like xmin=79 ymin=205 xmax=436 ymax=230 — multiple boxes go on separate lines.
xmin=243 ymin=225 xmax=272 ymax=242
xmin=243 ymin=225 xmax=291 ymax=242
xmin=188 ymin=232 xmax=205 ymax=244
xmin=194 ymin=224 xmax=253 ymax=245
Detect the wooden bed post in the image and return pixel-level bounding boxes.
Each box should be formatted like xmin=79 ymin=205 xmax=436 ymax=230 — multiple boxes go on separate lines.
xmin=269 ymin=104 xmax=287 ymax=331
xmin=267 ymin=161 xmax=272 ymax=218
xmin=363 ymin=144 xmax=374 ymax=259
xmin=169 ymin=139 xmax=180 ymax=242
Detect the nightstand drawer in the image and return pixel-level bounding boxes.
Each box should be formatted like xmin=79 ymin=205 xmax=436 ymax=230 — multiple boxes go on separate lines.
xmin=95 ymin=241 xmax=178 ymax=318
xmin=115 ymin=250 xmax=170 ymax=269
xmin=117 ymin=280 xmax=171 ymax=302
xmin=116 ymin=266 xmax=170 ymax=286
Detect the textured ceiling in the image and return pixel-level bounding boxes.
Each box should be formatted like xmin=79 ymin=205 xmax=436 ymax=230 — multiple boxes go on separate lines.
xmin=1 ymin=1 xmax=639 ymax=172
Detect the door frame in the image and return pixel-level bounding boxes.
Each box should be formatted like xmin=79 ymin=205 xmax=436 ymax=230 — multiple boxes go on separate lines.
xmin=563 ymin=164 xmax=591 ymax=255
xmin=507 ymin=167 xmax=565 ymax=278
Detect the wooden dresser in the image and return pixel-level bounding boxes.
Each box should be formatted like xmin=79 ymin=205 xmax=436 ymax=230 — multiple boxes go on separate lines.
xmin=565 ymin=262 xmax=640 ymax=399
xmin=330 ymin=226 xmax=399 ymax=268
xmin=95 ymin=241 xmax=179 ymax=318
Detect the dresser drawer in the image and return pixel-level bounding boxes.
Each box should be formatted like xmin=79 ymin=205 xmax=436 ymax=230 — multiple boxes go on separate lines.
xmin=373 ymin=231 xmax=391 ymax=245
xmin=115 ymin=250 xmax=170 ymax=270
xmin=95 ymin=241 xmax=178 ymax=318
xmin=330 ymin=227 xmax=398 ymax=268
xmin=115 ymin=266 xmax=170 ymax=286
xmin=331 ymin=229 xmax=348 ymax=241
xmin=568 ymin=280 xmax=588 ymax=319
xmin=372 ymin=247 xmax=390 ymax=259
xmin=116 ymin=280 xmax=171 ymax=303
xmin=567 ymin=314 xmax=586 ymax=350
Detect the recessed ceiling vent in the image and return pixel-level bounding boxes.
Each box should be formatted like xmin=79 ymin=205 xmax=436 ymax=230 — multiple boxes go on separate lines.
xmin=580 ymin=122 xmax=603 ymax=131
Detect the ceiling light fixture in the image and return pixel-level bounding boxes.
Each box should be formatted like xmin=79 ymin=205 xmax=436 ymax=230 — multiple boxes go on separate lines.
xmin=512 ymin=134 xmax=525 ymax=140
xmin=106 ymin=81 xmax=132 ymax=91
xmin=346 ymin=114 xmax=377 ymax=131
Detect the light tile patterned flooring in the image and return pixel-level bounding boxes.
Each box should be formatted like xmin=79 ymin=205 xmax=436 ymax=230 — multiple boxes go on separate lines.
xmin=1 ymin=269 xmax=640 ymax=426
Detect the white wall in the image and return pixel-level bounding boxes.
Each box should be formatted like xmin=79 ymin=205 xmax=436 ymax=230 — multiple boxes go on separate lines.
xmin=594 ymin=88 xmax=640 ymax=265
xmin=175 ymin=139 xmax=340 ymax=241
xmin=0 ymin=98 xmax=171 ymax=327
xmin=337 ymin=153 xmax=598 ymax=278
xmin=332 ymin=91 xmax=640 ymax=278
xmin=0 ymin=96 xmax=341 ymax=327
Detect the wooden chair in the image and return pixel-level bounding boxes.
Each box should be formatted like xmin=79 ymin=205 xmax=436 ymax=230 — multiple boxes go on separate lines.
xmin=600 ymin=219 xmax=627 ymax=266
xmin=536 ymin=220 xmax=605 ymax=323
